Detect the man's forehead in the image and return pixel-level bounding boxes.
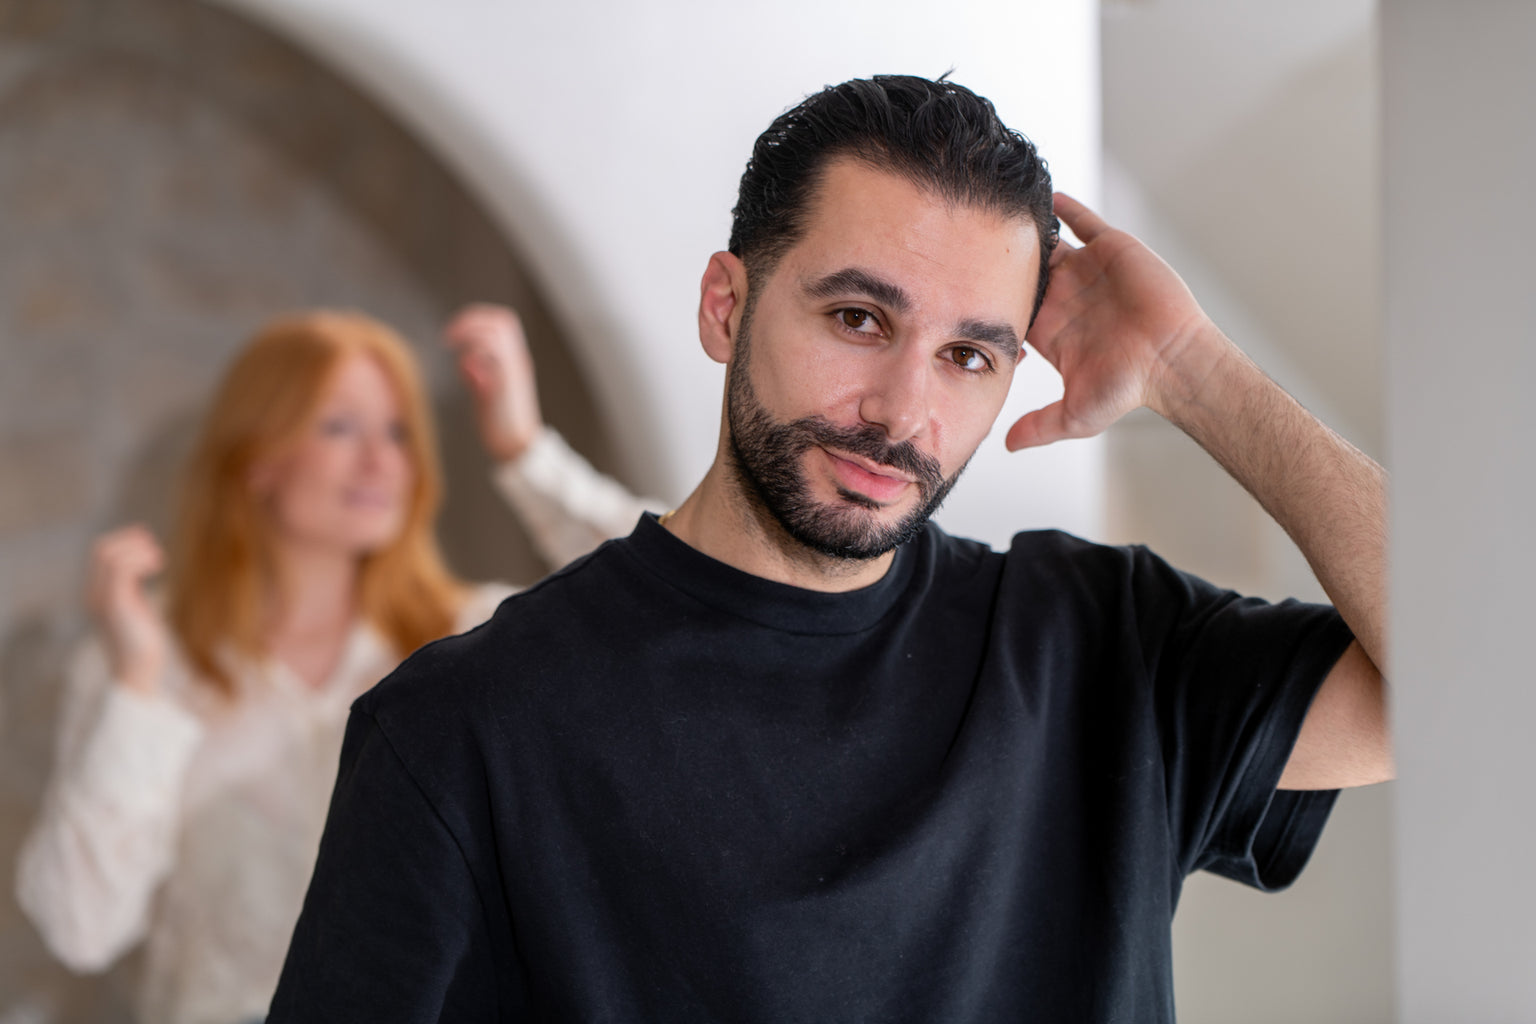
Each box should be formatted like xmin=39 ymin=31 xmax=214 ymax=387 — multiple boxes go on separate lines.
xmin=785 ymin=159 xmax=1041 ymax=323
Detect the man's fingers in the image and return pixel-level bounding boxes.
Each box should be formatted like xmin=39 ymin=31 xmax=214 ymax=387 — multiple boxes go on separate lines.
xmin=1053 ymin=193 xmax=1111 ymax=245
xmin=1004 ymin=402 xmax=1071 ymax=451
xmin=1047 ymin=234 xmax=1078 ymax=270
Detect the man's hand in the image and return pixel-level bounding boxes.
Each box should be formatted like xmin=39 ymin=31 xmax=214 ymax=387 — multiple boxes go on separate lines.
xmin=443 ymin=303 xmax=545 ymax=464
xmin=1006 ymin=193 xmax=1221 ymax=451
xmin=1009 ymin=193 xmax=1392 ymax=790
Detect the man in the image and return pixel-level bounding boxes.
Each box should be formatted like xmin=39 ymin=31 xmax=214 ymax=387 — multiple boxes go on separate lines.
xmin=270 ymin=75 xmax=1389 ymax=1022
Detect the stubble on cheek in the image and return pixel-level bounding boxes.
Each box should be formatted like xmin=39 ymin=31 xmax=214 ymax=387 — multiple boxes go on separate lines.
xmin=724 ymin=347 xmax=965 ymax=560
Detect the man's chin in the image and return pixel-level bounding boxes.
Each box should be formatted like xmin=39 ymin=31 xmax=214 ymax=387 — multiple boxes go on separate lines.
xmin=775 ymin=496 xmax=929 ymax=561
xmin=829 ymin=484 xmax=890 ymax=512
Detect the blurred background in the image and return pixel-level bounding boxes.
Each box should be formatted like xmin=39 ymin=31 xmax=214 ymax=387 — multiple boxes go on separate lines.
xmin=1 ymin=0 xmax=1529 ymax=1022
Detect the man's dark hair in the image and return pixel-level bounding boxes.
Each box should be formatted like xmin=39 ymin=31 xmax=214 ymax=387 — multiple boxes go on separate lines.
xmin=729 ymin=74 xmax=1060 ymax=323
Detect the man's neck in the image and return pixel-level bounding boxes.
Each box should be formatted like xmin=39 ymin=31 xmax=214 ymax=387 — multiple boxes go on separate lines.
xmin=662 ymin=461 xmax=896 ymax=593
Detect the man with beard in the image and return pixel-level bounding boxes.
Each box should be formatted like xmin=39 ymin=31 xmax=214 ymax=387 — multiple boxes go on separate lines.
xmin=271 ymin=76 xmax=1389 ymax=1023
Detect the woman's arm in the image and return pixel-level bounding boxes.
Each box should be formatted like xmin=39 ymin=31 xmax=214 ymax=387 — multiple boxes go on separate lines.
xmin=492 ymin=427 xmax=661 ymax=569
xmin=445 ymin=303 xmax=665 ymax=569
xmin=16 ymin=639 xmax=203 ymax=972
xmin=16 ymin=527 xmax=204 ymax=971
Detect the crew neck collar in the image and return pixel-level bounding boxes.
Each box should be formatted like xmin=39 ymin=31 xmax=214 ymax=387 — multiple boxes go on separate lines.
xmin=622 ymin=513 xmax=925 ymax=635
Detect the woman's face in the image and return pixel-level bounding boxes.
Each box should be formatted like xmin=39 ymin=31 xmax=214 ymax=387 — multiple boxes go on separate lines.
xmin=254 ymin=353 xmax=415 ymax=557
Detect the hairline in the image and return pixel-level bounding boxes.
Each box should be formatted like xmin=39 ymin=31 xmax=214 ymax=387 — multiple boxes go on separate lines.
xmin=737 ymin=152 xmax=1047 ymax=326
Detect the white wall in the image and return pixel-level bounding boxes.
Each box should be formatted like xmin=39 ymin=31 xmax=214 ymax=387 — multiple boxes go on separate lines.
xmin=1384 ymin=4 xmax=1536 ymax=1020
xmin=206 ymin=0 xmax=1103 ymax=551
xmin=1101 ymin=0 xmax=1382 ymax=455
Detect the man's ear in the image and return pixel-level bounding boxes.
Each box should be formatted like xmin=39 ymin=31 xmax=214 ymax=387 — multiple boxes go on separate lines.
xmin=698 ymin=251 xmax=748 ymax=365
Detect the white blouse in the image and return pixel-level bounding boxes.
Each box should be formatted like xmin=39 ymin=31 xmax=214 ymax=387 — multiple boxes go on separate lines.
xmin=15 ymin=429 xmax=657 ymax=1024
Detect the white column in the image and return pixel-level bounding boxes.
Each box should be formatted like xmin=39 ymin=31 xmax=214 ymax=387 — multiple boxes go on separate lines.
xmin=1385 ymin=3 xmax=1536 ymax=1020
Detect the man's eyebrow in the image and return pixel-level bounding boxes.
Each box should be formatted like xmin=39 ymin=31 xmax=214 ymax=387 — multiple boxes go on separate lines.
xmin=956 ymin=319 xmax=1021 ymax=364
xmin=803 ymin=267 xmax=1021 ymax=363
xmin=801 ymin=268 xmax=911 ymax=314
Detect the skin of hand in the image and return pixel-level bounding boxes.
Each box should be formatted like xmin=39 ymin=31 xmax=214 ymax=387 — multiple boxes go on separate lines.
xmin=87 ymin=524 xmax=170 ymax=697
xmin=442 ymin=303 xmax=546 ymax=464
xmin=1006 ymin=192 xmax=1218 ymax=450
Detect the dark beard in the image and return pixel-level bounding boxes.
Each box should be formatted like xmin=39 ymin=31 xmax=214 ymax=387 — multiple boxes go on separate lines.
xmin=724 ymin=315 xmax=965 ymax=561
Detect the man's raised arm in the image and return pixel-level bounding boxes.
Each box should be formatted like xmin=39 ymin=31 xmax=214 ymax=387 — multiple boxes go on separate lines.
xmin=1010 ymin=193 xmax=1391 ymax=791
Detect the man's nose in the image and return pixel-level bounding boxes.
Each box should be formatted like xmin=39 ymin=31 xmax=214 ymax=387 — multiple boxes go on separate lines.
xmin=857 ymin=346 xmax=931 ymax=444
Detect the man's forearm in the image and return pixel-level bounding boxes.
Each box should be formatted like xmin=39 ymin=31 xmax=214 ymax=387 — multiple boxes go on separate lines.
xmin=1153 ymin=323 xmax=1388 ymax=674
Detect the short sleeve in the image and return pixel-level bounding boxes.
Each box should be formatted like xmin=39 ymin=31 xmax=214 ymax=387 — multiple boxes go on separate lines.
xmin=1127 ymin=546 xmax=1354 ymax=891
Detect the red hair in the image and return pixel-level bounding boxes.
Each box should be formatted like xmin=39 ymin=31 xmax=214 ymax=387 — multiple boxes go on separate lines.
xmin=166 ymin=311 xmax=464 ymax=695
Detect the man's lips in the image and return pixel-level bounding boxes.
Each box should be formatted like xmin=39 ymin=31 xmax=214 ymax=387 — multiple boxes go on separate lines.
xmin=822 ymin=447 xmax=916 ymax=504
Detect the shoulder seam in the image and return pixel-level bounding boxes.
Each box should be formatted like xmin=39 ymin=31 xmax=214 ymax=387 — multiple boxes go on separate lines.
xmin=355 ymin=708 xmax=500 ymax=959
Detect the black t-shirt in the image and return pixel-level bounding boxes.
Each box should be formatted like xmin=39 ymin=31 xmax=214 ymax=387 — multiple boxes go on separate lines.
xmin=270 ymin=515 xmax=1352 ymax=1023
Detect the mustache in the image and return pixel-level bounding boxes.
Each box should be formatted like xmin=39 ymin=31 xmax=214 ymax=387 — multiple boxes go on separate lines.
xmin=786 ymin=416 xmax=945 ymax=491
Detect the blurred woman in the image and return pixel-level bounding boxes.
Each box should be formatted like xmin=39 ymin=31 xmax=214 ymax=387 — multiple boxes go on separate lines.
xmin=15 ymin=305 xmax=653 ymax=1024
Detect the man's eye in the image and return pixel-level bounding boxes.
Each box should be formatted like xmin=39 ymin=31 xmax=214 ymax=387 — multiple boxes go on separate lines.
xmin=949 ymin=346 xmax=991 ymax=372
xmin=836 ymin=308 xmax=879 ymax=333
